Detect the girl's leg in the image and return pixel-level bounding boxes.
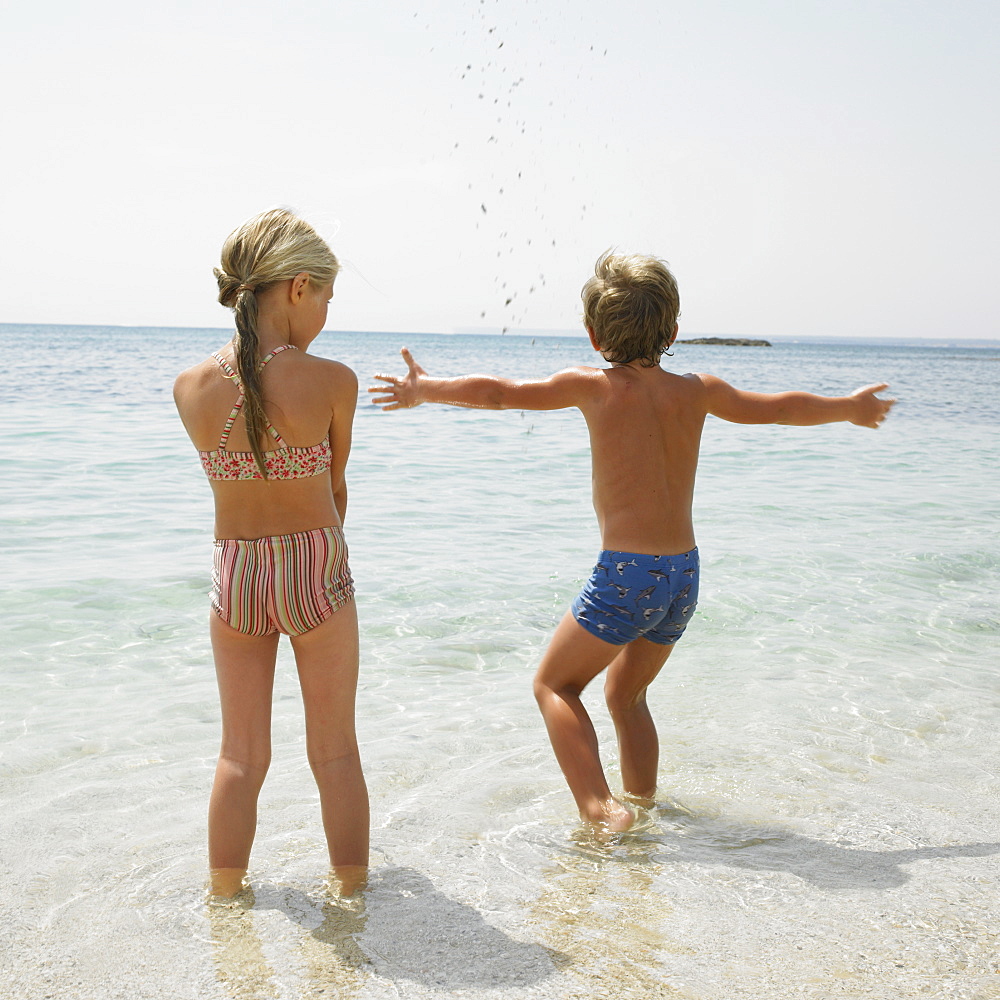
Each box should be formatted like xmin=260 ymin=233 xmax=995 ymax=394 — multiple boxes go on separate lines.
xmin=603 ymin=638 xmax=676 ymax=800
xmin=289 ymin=599 xmax=369 ymax=893
xmin=208 ymin=612 xmax=280 ymax=889
xmin=532 ymin=611 xmax=633 ymax=829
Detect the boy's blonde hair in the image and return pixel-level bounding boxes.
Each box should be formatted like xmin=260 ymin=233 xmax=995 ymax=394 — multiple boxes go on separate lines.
xmin=581 ymin=251 xmax=680 ymax=367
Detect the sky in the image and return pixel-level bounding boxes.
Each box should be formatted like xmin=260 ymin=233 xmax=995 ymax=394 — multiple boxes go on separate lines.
xmin=2 ymin=0 xmax=998 ymax=339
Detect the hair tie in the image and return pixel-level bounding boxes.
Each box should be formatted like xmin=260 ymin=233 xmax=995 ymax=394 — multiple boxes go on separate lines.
xmin=236 ymin=284 xmax=255 ymax=293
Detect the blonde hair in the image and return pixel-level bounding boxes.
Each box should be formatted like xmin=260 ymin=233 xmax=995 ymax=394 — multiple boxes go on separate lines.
xmin=214 ymin=208 xmax=339 ymax=477
xmin=581 ymin=251 xmax=680 ymax=368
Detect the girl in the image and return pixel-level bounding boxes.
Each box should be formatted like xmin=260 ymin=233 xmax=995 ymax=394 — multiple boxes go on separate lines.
xmin=174 ymin=209 xmax=368 ymax=896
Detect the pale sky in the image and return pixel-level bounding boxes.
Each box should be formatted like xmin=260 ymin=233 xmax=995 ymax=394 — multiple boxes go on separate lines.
xmin=3 ymin=0 xmax=998 ymax=339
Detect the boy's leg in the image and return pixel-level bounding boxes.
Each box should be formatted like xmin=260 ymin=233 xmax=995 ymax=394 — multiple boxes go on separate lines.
xmin=603 ymin=638 xmax=676 ymax=800
xmin=533 ymin=610 xmax=634 ymax=829
xmin=208 ymin=612 xmax=280 ymax=890
xmin=290 ymin=600 xmax=369 ymax=894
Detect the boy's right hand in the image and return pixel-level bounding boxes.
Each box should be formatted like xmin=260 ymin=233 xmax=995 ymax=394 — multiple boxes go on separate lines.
xmin=849 ymin=383 xmax=897 ymax=428
xmin=369 ymin=347 xmax=426 ymax=410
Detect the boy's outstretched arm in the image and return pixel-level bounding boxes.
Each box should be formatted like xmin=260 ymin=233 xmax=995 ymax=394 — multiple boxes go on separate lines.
xmin=696 ymin=374 xmax=896 ymax=428
xmin=369 ymin=347 xmax=591 ymax=411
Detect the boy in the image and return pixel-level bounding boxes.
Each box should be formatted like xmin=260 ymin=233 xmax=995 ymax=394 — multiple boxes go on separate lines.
xmin=370 ymin=251 xmax=895 ymax=831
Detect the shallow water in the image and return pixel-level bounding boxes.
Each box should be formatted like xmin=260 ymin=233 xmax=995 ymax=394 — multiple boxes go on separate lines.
xmin=2 ymin=324 xmax=1000 ymax=998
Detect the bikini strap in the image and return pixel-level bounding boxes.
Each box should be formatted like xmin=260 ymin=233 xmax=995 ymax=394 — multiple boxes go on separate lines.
xmin=212 ymin=348 xmax=293 ymax=450
xmin=254 ymin=345 xmax=294 ymax=446
xmin=211 ymin=351 xmax=239 ymax=381
xmin=212 ymin=352 xmax=244 ymax=449
xmin=257 ymin=343 xmax=296 ymax=368
xmin=213 ymin=343 xmax=296 ymax=378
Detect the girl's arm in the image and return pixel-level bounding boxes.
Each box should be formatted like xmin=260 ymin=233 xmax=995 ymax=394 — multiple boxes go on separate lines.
xmin=328 ymin=363 xmax=358 ymax=523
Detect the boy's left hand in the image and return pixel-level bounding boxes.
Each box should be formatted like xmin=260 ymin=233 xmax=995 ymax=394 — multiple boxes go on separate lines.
xmin=369 ymin=347 xmax=426 ymax=410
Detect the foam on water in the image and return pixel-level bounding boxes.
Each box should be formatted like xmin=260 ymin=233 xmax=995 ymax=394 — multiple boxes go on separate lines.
xmin=2 ymin=324 xmax=1000 ymax=998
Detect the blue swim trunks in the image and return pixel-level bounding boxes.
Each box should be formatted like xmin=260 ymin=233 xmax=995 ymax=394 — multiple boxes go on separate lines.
xmin=571 ymin=547 xmax=699 ymax=646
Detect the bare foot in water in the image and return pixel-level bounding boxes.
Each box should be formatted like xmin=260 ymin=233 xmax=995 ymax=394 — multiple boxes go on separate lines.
xmin=208 ymin=867 xmax=248 ymax=899
xmin=581 ymin=797 xmax=637 ymax=833
xmin=327 ymin=865 xmax=369 ymax=898
xmin=623 ymin=790 xmax=657 ymax=809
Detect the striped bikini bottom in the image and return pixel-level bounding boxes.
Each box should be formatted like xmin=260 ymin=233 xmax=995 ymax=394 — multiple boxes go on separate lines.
xmin=211 ymin=526 xmax=354 ymax=637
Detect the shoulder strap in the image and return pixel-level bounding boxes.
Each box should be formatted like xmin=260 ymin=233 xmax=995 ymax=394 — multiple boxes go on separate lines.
xmin=257 ymin=343 xmax=297 ymax=369
xmin=252 ymin=345 xmax=296 ymax=446
xmin=212 ymin=348 xmax=295 ymax=450
xmin=211 ymin=351 xmax=239 ymax=382
xmin=256 ymin=345 xmax=295 ymax=444
xmin=212 ymin=353 xmax=243 ymax=449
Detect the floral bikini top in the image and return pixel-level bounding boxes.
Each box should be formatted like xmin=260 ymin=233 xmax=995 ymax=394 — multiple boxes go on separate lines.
xmin=198 ymin=345 xmax=333 ymax=481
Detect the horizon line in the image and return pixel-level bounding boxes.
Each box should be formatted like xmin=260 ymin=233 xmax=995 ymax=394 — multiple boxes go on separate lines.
xmin=1 ymin=320 xmax=998 ymax=349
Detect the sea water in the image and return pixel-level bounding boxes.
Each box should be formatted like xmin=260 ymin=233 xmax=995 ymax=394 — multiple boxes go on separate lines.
xmin=2 ymin=324 xmax=999 ymax=999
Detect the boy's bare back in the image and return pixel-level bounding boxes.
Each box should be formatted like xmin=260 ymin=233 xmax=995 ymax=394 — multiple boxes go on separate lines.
xmin=553 ymin=362 xmax=704 ymax=555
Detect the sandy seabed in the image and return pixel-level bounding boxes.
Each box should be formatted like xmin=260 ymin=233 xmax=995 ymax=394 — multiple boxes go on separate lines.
xmin=6 ymin=808 xmax=1000 ymax=1000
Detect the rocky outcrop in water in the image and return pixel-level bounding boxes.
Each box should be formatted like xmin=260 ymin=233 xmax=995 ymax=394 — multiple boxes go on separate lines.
xmin=679 ymin=337 xmax=772 ymax=347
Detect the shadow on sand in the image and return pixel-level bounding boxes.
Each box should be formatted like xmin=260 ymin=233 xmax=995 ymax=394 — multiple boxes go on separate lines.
xmin=612 ymin=798 xmax=1000 ymax=892
xmin=232 ymin=866 xmax=567 ymax=994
